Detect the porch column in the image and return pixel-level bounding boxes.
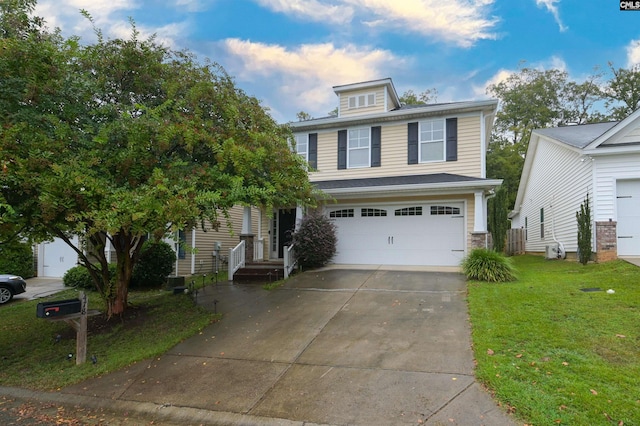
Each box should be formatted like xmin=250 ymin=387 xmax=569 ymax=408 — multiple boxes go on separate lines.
xmin=295 ymin=205 xmax=304 ymax=231
xmin=240 ymin=206 xmax=254 ymax=263
xmin=474 ymin=191 xmax=486 ymax=232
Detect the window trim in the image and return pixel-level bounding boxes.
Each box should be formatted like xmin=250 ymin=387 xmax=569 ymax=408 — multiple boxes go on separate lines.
xmin=294 ymin=133 xmax=308 ymax=161
xmin=418 ymin=118 xmax=446 ymax=163
xmin=348 ymin=92 xmax=376 ymax=109
xmin=347 ymin=127 xmax=371 ymax=169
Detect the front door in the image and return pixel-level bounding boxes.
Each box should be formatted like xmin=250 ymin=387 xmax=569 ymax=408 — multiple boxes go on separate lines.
xmin=271 ymin=209 xmax=296 ymax=259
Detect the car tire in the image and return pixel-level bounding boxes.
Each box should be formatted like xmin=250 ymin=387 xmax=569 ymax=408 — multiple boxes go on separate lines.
xmin=0 ymin=286 xmax=13 ymax=304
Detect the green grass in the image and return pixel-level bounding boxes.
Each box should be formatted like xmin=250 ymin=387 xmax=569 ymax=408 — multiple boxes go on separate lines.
xmin=468 ymin=255 xmax=640 ymax=425
xmin=0 ymin=287 xmax=218 ymax=390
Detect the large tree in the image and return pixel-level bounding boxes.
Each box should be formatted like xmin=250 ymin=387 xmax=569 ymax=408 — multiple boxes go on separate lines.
xmin=1 ymin=4 xmax=315 ymax=316
xmin=604 ymin=63 xmax=640 ymax=120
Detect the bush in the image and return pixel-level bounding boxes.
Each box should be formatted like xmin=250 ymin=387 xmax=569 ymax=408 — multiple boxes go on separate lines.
xmin=130 ymin=240 xmax=175 ymax=289
xmin=462 ymin=249 xmax=517 ymax=282
xmin=0 ymin=241 xmax=34 ymax=278
xmin=290 ymin=212 xmax=337 ymax=268
xmin=63 ymin=263 xmax=116 ymax=290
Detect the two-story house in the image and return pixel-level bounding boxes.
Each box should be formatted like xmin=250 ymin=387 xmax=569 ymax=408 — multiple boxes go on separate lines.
xmin=284 ymin=78 xmax=502 ymax=268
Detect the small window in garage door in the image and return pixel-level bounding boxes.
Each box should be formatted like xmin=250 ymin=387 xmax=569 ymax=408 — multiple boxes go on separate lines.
xmin=394 ymin=206 xmax=422 ymax=216
xmin=430 ymin=205 xmax=461 ymax=215
xmin=361 ymin=208 xmax=387 ymax=217
xmin=329 ymin=209 xmax=354 ymax=218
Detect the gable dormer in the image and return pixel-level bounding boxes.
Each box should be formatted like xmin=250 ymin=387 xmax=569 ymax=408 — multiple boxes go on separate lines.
xmin=333 ymin=78 xmax=401 ymax=118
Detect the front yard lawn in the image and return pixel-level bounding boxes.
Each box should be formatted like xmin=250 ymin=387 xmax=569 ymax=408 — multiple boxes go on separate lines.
xmin=468 ymin=255 xmax=640 ymax=425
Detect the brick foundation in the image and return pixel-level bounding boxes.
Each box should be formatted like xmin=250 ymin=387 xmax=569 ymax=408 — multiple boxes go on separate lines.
xmin=595 ymin=221 xmax=617 ymax=262
xmin=470 ymin=232 xmax=492 ymax=250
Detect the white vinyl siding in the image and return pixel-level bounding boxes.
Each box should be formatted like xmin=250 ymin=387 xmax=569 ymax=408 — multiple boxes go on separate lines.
xmin=592 ymin=153 xmax=640 ymax=221
xmin=310 ymin=114 xmax=483 ymax=180
xmin=516 ymin=138 xmax=592 ymax=253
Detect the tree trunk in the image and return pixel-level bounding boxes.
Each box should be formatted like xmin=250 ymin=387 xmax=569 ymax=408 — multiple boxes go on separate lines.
xmin=108 ymin=231 xmax=143 ymax=317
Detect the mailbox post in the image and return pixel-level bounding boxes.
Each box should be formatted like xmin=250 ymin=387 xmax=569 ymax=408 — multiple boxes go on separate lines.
xmin=37 ymin=291 xmax=98 ymax=365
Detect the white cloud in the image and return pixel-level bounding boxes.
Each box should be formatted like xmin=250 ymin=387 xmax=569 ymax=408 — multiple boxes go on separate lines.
xmin=254 ymin=0 xmax=354 ymax=25
xmin=535 ymin=0 xmax=567 ymax=32
xmin=222 ymin=39 xmax=404 ymax=117
xmin=255 ymin=0 xmax=498 ymax=48
xmin=627 ymin=39 xmax=640 ymax=67
xmin=174 ymin=0 xmax=210 ymax=13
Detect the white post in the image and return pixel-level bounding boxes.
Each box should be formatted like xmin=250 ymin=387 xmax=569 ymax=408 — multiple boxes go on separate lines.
xmin=242 ymin=206 xmax=252 ymax=235
xmin=474 ymin=191 xmax=486 ymax=232
xmin=295 ymin=205 xmax=304 ymax=231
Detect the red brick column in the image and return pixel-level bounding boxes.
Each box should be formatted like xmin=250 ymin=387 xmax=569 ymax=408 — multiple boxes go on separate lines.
xmin=595 ymin=221 xmax=617 ymax=262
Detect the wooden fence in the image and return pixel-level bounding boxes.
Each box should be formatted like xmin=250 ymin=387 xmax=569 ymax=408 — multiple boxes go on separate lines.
xmin=506 ymin=228 xmax=525 ymax=256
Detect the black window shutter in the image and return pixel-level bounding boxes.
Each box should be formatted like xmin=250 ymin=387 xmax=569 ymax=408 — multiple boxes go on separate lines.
xmin=337 ymin=130 xmax=347 ymax=170
xmin=407 ymin=122 xmax=418 ymax=164
xmin=446 ymin=118 xmax=458 ymax=162
xmin=371 ymin=126 xmax=381 ymax=167
xmin=308 ymin=133 xmax=318 ymax=169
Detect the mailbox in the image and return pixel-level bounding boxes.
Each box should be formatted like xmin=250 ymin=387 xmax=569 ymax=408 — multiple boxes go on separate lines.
xmin=36 ymin=298 xmax=82 ymax=318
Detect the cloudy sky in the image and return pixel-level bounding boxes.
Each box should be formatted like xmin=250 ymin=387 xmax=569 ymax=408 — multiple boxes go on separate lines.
xmin=34 ymin=0 xmax=640 ymax=122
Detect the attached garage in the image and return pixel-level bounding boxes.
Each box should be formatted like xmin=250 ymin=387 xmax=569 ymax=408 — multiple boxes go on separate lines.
xmin=328 ymin=202 xmax=466 ymax=266
xmin=616 ymin=179 xmax=640 ymax=256
xmin=38 ymin=237 xmax=79 ymax=278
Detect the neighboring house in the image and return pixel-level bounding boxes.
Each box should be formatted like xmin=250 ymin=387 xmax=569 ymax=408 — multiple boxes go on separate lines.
xmin=288 ymin=78 xmax=502 ymax=267
xmin=509 ymin=107 xmax=640 ymax=261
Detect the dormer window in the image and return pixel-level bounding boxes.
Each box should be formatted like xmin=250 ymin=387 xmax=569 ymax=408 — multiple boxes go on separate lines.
xmin=348 ymin=93 xmax=376 ymax=109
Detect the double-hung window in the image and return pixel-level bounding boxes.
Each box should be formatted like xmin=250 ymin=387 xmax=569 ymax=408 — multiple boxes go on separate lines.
xmin=294 ymin=134 xmax=308 ymax=161
xmin=348 ymin=128 xmax=370 ymax=168
xmin=419 ymin=119 xmax=445 ymax=162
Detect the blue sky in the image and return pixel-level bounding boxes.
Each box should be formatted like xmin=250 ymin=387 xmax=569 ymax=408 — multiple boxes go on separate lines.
xmin=35 ymin=0 xmax=640 ymax=122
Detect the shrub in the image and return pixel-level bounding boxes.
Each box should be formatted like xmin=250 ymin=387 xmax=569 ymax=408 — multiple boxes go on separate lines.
xmin=131 ymin=240 xmax=175 ymax=289
xmin=290 ymin=212 xmax=337 ymax=268
xmin=576 ymin=194 xmax=592 ymax=265
xmin=0 ymin=241 xmax=34 ymax=278
xmin=462 ymin=248 xmax=517 ymax=282
xmin=63 ymin=263 xmax=116 ymax=290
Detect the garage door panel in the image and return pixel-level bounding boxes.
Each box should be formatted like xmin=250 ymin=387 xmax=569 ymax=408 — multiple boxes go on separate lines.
xmin=617 ymin=180 xmax=640 ymax=255
xmin=329 ymin=203 xmax=465 ymax=267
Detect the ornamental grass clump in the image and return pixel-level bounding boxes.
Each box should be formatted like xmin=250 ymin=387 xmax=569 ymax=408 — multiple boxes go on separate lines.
xmin=462 ymin=248 xmax=517 ymax=282
xmin=291 ymin=212 xmax=337 ymax=268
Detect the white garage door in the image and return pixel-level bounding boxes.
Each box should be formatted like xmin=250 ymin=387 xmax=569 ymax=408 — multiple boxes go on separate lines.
xmin=329 ymin=203 xmax=465 ymax=266
xmin=40 ymin=237 xmax=79 ymax=278
xmin=617 ymin=180 xmax=640 ymax=256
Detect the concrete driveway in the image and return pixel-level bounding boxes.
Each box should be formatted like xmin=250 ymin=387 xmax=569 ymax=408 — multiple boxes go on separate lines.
xmin=58 ymin=268 xmax=515 ymax=425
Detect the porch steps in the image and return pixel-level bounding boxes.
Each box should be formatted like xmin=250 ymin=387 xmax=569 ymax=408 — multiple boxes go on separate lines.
xmin=233 ymin=261 xmax=285 ymax=283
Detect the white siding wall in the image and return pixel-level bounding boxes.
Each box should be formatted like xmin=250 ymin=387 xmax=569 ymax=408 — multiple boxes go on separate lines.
xmin=517 ymin=139 xmax=592 ymax=252
xmin=593 ymin=153 xmax=640 ymax=221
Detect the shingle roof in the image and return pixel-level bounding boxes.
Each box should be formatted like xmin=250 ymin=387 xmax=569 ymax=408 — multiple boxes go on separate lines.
xmin=535 ymin=122 xmax=618 ymax=149
xmin=313 ymin=173 xmax=489 ymax=190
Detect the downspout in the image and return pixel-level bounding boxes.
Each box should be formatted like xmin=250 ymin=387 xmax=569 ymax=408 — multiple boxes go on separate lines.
xmin=549 ymin=197 xmax=566 ymax=259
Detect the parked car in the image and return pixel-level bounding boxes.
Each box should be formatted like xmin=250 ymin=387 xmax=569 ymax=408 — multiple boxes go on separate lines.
xmin=0 ymin=274 xmax=27 ymax=304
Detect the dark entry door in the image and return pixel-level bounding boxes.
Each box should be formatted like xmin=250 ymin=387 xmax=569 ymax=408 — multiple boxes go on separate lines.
xmin=278 ymin=209 xmax=296 ymax=258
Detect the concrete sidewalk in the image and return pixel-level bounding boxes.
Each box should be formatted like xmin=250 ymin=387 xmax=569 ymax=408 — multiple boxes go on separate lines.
xmin=3 ymin=268 xmax=516 ymax=425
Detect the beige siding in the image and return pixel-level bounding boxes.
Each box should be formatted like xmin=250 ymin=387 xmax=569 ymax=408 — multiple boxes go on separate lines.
xmin=339 ymin=87 xmax=387 ymax=117
xmin=310 ymin=114 xmax=483 ymax=181
xmin=174 ymin=205 xmax=266 ymax=276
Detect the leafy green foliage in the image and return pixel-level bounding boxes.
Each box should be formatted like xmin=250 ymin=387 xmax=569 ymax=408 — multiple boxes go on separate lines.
xmin=488 ymin=186 xmax=509 ymax=252
xmin=0 ymin=240 xmax=34 ymax=277
xmin=131 ymin=241 xmax=176 ymax=289
xmin=0 ymin=7 xmax=315 ymax=316
xmin=605 ymin=63 xmax=640 ymax=120
xmin=576 ymin=194 xmax=592 ymax=265
xmin=399 ymin=88 xmax=438 ymax=105
xmin=462 ymin=248 xmax=517 ymax=282
xmin=63 ymin=264 xmax=116 ymax=290
xmin=469 ymin=256 xmax=640 ymax=425
xmin=291 ymin=213 xmax=337 ymax=268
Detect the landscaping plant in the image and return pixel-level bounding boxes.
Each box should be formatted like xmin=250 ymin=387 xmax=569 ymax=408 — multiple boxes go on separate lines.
xmin=461 ymin=248 xmax=517 ymax=282
xmin=290 ymin=212 xmax=337 ymax=268
xmin=0 ymin=240 xmax=34 ymax=278
xmin=576 ymin=194 xmax=592 ymax=265
xmin=130 ymin=240 xmax=176 ymax=289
